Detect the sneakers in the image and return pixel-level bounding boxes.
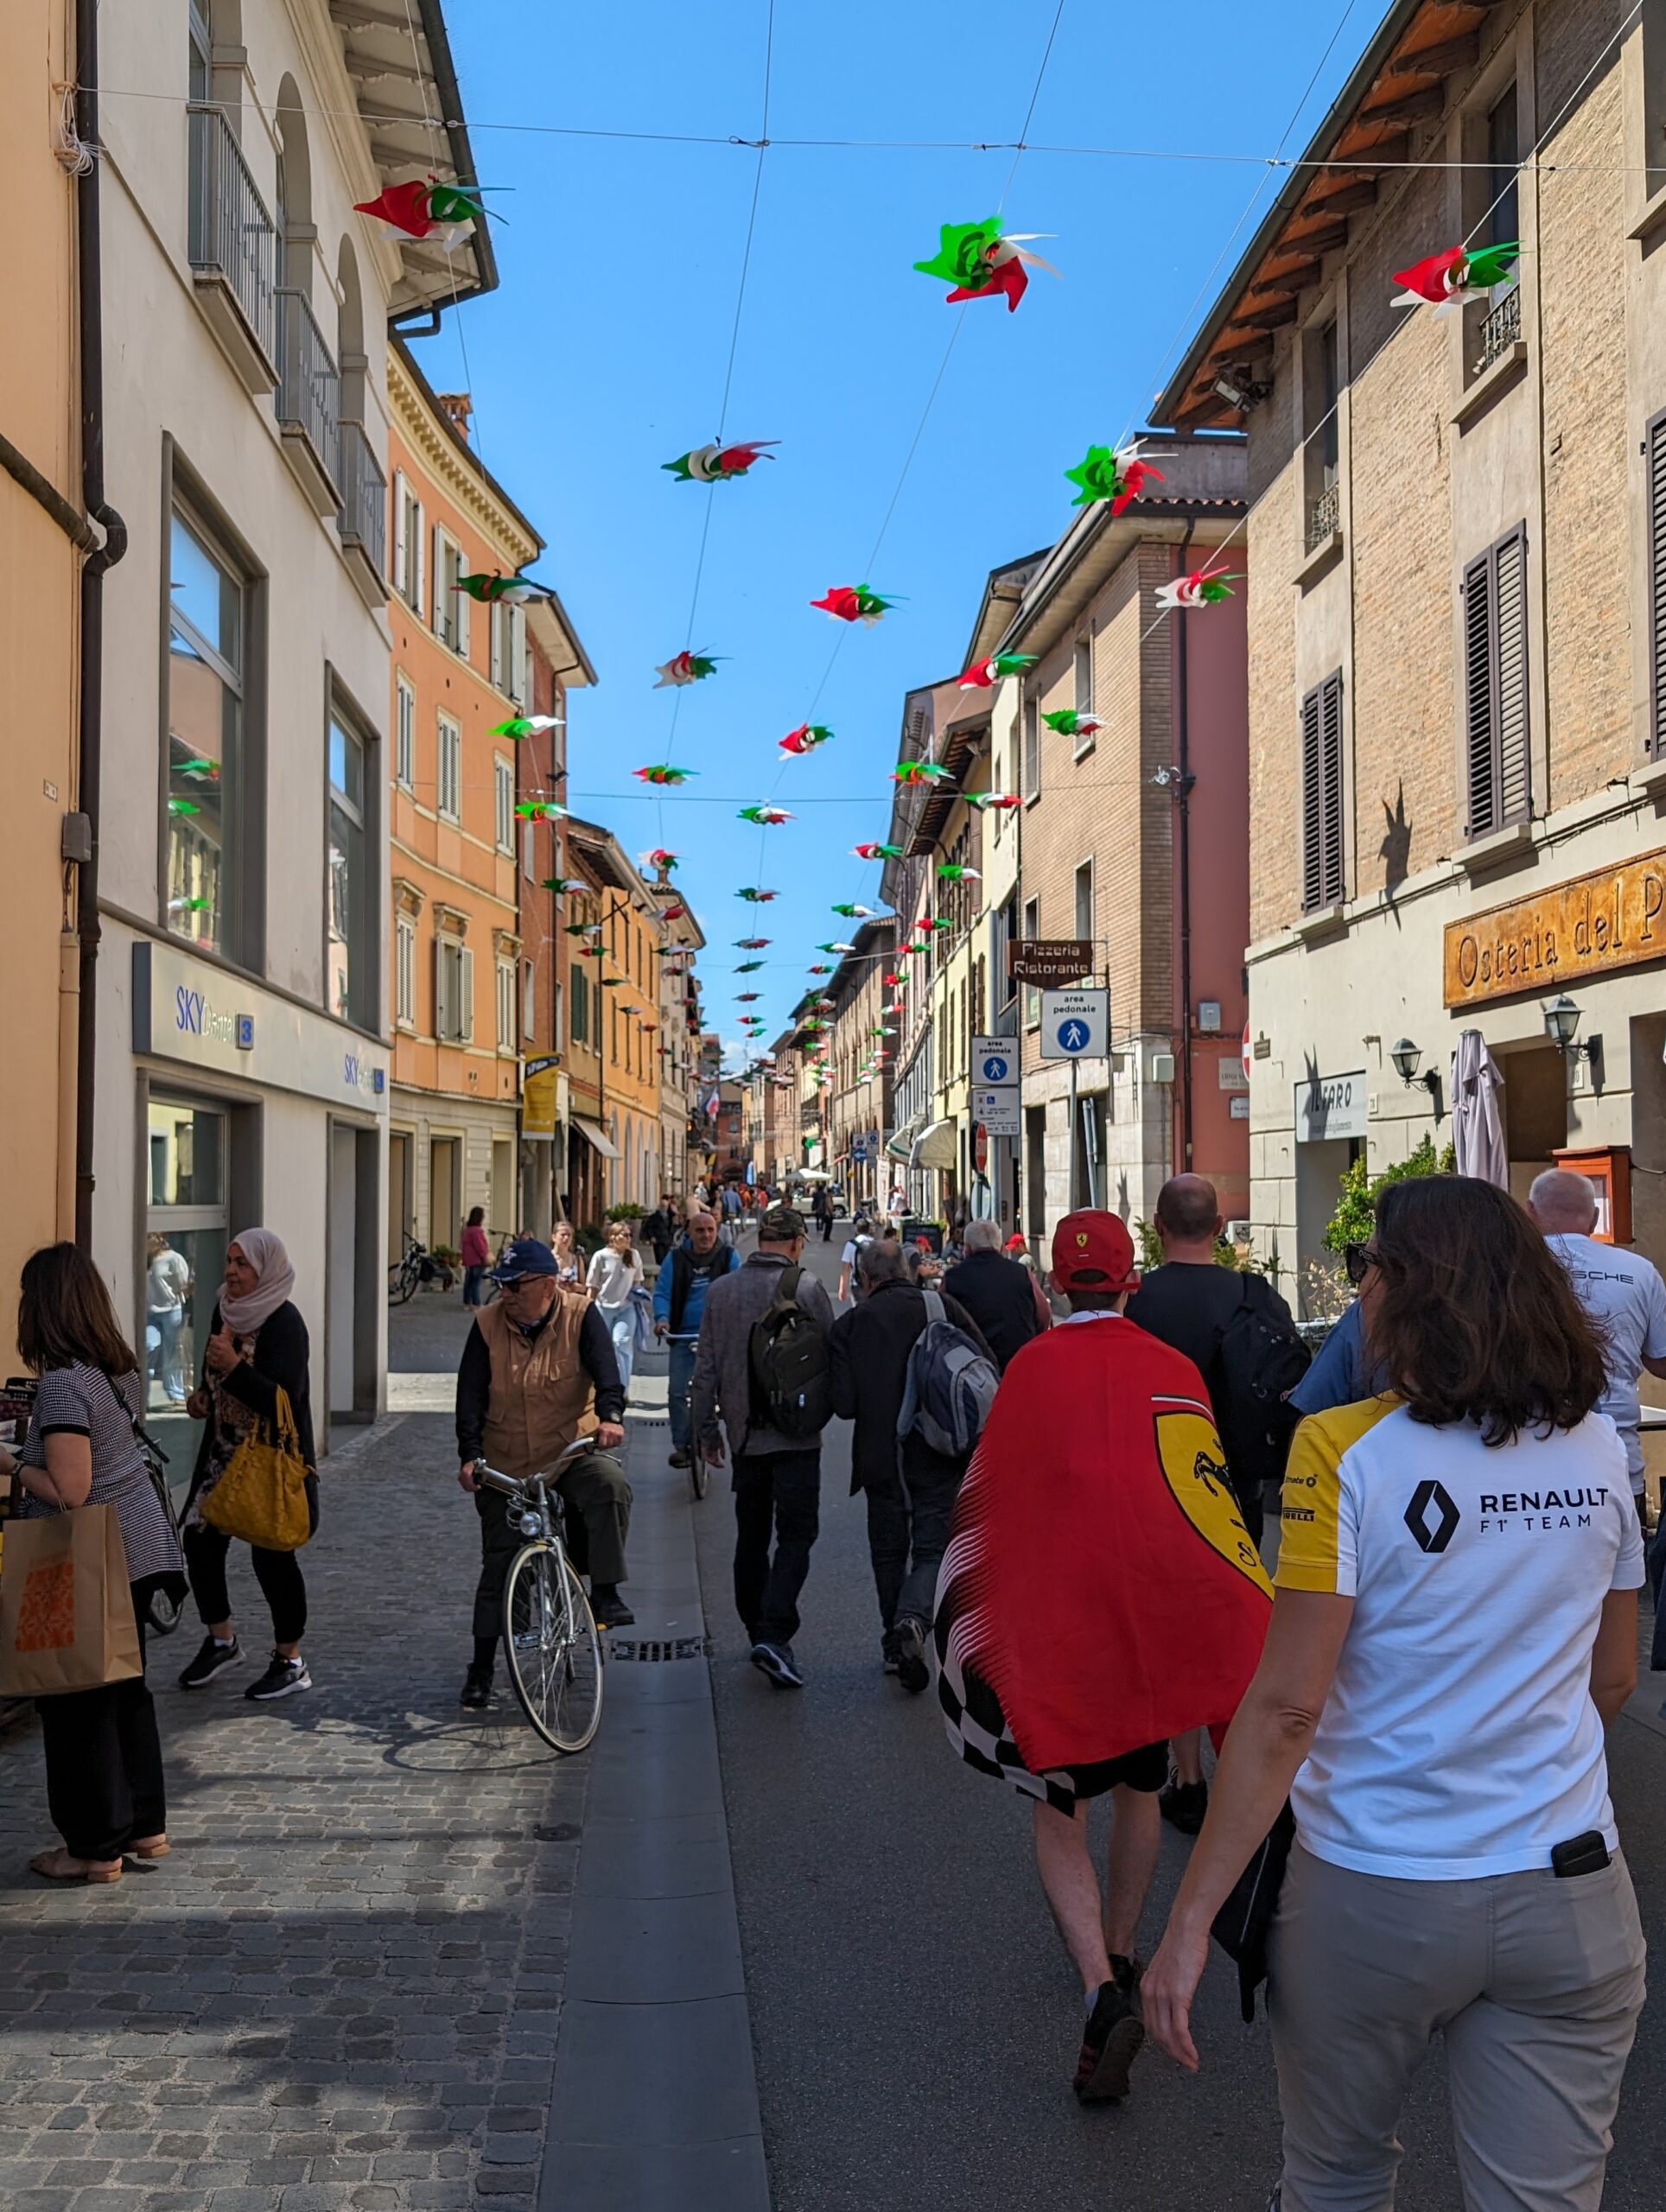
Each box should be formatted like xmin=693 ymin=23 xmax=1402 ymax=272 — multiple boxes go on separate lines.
xmin=590 ymin=1587 xmax=636 ymax=1629
xmin=460 ymin=1664 xmax=493 ymax=1709
xmin=245 ymin=1653 xmax=311 ymax=1701
xmin=1159 ymin=1775 xmax=1209 ymax=1835
xmin=668 ymin=1446 xmax=691 ymax=1468
xmin=749 ymin=1640 xmax=804 ymax=1689
xmin=893 ymin=1616 xmax=931 ymax=1695
xmin=1074 ymin=1957 xmax=1145 ymax=2104
xmin=178 ymin=1633 xmax=240 ymax=1690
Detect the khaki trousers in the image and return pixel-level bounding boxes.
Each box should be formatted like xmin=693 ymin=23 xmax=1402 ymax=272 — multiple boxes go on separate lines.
xmin=1269 ymin=1841 xmax=1645 ymax=2212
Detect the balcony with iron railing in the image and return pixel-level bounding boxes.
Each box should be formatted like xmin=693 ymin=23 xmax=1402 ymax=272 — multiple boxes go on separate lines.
xmin=1474 ymin=283 xmax=1522 ymax=376
xmin=1306 ymin=478 xmax=1340 ymax=555
xmin=336 ymin=418 xmax=388 ymax=608
xmin=276 ymin=288 xmax=342 ymax=515
xmin=187 ymin=103 xmax=277 ymax=391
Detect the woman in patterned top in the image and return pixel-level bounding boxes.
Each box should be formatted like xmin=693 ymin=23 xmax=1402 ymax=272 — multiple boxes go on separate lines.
xmin=0 ymin=1243 xmax=183 ymax=1884
xmin=177 ymin=1230 xmax=318 ymax=1702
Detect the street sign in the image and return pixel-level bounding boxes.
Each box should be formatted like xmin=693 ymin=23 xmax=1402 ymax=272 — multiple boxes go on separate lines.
xmin=1241 ymin=1021 xmax=1253 ymax=1083
xmin=1040 ymin=988 xmax=1109 ymax=1060
xmin=972 ymin=1089 xmax=1021 ymax=1135
xmin=851 ymin=1133 xmax=875 ymax=1162
xmin=971 ymin=1036 xmax=1018 ymax=1090
xmin=973 ymin=1123 xmax=989 ymax=1175
xmin=1007 ymin=938 xmax=1094 ymax=987
xmin=1230 ymin=1095 xmax=1250 ymax=1120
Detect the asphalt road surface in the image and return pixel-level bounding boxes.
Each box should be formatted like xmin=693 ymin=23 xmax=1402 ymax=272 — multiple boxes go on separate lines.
xmin=692 ymin=1231 xmax=1666 ymax=2211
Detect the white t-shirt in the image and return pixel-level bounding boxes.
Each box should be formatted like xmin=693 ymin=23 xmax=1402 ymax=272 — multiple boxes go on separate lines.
xmin=1277 ymin=1397 xmax=1644 ymax=1880
xmin=586 ymin=1248 xmax=642 ymax=1313
xmin=1544 ymin=1232 xmax=1666 ymax=1486
xmin=146 ymin=1248 xmax=190 ymax=1316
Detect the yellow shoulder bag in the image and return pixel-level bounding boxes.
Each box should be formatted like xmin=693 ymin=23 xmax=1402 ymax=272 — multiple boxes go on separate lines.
xmin=199 ymin=1388 xmax=312 ymax=1551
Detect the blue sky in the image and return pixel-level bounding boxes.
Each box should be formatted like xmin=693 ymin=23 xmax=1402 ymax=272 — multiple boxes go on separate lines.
xmin=413 ymin=0 xmax=1375 ymax=1059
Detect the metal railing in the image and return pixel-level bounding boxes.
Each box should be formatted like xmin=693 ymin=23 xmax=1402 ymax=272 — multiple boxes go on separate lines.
xmin=336 ymin=419 xmax=386 ymax=571
xmin=187 ymin=104 xmax=277 ymax=364
xmin=276 ymin=288 xmax=341 ymax=493
xmin=1475 ymin=283 xmax=1522 ymax=374
xmin=1306 ymin=479 xmax=1340 ymax=552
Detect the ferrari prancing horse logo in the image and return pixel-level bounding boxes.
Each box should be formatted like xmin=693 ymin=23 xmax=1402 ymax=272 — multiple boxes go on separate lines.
xmin=1153 ymin=1406 xmax=1273 ymax=1593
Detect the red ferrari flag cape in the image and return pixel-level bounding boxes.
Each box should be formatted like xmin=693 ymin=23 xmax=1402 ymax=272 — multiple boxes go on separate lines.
xmin=935 ymin=1315 xmax=1270 ymax=1793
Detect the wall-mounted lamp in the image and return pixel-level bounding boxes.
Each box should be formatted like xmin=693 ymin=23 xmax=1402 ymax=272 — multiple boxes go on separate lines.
xmin=1211 ymin=371 xmax=1271 ymax=414
xmin=1543 ymin=995 xmax=1603 ymax=1082
xmin=1389 ymin=1037 xmax=1443 ymax=1116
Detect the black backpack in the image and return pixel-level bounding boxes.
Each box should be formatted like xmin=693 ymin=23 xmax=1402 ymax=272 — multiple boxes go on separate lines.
xmin=747 ymin=1263 xmax=833 ymax=1440
xmin=1211 ymin=1276 xmax=1311 ymax=1484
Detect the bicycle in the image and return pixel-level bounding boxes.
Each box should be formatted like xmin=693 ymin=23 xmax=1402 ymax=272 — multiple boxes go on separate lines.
xmin=664 ymin=1332 xmax=707 ymax=1500
xmin=474 ymin=1438 xmax=606 ymax=1752
xmin=388 ymin=1233 xmax=428 ymax=1306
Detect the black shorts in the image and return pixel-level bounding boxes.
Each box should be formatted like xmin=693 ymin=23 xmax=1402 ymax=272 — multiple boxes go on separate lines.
xmin=1055 ymin=1738 xmax=1169 ymax=1807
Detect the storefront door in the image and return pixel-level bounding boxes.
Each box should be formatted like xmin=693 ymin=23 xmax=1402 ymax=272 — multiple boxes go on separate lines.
xmin=144 ymin=1096 xmax=229 ymax=1479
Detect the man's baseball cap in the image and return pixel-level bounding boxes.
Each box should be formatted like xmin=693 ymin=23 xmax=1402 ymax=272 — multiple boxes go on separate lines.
xmin=1004 ymin=1233 xmax=1027 ymax=1252
xmin=1051 ymin=1210 xmax=1138 ymax=1293
xmin=489 ymin=1236 xmax=560 ymax=1283
xmin=759 ymin=1203 xmax=805 ymax=1241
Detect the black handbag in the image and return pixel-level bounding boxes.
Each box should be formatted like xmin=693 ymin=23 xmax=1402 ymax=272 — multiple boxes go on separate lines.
xmin=103 ymin=1373 xmax=189 ymax=1635
xmin=1210 ymin=1800 xmax=1295 ymax=2023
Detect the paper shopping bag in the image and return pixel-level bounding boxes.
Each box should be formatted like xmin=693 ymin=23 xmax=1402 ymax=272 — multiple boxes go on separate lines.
xmin=0 ymin=1504 xmax=143 ymax=1695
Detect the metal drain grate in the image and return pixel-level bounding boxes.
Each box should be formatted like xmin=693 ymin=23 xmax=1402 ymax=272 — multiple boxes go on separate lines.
xmin=608 ymin=1636 xmax=712 ymax=1662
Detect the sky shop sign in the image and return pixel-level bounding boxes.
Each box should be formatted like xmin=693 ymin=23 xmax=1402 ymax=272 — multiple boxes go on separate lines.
xmin=1444 ymin=849 xmax=1666 ymax=1008
xmin=134 ymin=941 xmax=388 ymax=1113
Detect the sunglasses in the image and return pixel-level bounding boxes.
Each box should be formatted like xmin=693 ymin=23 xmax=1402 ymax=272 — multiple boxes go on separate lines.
xmin=1343 ymin=1243 xmax=1378 ymax=1287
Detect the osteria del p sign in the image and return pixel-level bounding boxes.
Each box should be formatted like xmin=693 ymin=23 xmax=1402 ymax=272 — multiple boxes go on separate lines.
xmin=1444 ymin=848 xmax=1666 ymax=1008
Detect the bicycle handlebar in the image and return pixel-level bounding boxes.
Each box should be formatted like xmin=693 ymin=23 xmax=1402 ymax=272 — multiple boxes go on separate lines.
xmin=473 ymin=1436 xmax=606 ymax=1498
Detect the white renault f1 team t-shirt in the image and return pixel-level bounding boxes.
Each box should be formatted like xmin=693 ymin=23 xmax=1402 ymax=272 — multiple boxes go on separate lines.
xmin=1276 ymin=1398 xmax=1644 ymax=1879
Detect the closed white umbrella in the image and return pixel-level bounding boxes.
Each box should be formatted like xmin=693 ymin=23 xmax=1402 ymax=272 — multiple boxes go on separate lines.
xmin=1449 ymin=1030 xmax=1507 ymax=1185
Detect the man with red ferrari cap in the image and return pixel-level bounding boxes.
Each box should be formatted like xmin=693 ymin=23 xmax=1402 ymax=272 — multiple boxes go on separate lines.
xmin=933 ymin=1210 xmax=1272 ymax=2106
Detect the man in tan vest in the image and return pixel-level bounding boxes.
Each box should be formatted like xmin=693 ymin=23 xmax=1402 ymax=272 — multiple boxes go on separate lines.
xmin=455 ymin=1236 xmax=631 ymax=1709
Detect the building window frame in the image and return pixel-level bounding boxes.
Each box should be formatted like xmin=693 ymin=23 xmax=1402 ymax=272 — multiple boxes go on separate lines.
xmin=1301 ymin=309 xmax=1342 ymax=552
xmin=493 ymin=754 xmax=514 ymax=854
xmin=325 ymin=688 xmax=377 ymax=1034
xmin=1071 ymin=637 xmax=1096 ymax=757
xmin=1022 ymin=694 xmax=1040 ymax=801
xmin=1461 ymin=523 xmax=1531 ymax=838
xmin=1022 ymin=894 xmax=1040 ymax=1030
xmin=433 ymin=527 xmax=468 ymax=657
xmin=1073 ymin=857 xmax=1095 ymax=945
xmin=436 ymin=933 xmax=473 ymax=1044
xmin=496 ymin=957 xmax=517 ymax=1057
xmin=391 ymin=471 xmax=424 ymax=612
xmin=395 ymin=912 xmax=416 ymax=1029
xmin=436 ymin=713 xmax=461 ymax=823
xmin=394 ymin=671 xmax=415 ymax=790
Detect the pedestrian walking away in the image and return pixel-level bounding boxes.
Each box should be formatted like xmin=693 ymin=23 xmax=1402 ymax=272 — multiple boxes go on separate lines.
xmin=640 ymin=1194 xmax=678 ymax=1268
xmin=455 ymin=1236 xmax=633 ymax=1708
xmin=1141 ymin=1175 xmax=1647 ymax=2212
xmin=177 ymin=1229 xmax=318 ymax=1704
xmin=836 ymin=1212 xmax=874 ymax=1306
xmin=691 ymin=1203 xmax=836 ymax=1689
xmin=830 ymin=1239 xmax=993 ymax=1689
xmin=934 ymin=1210 xmax=1272 ymax=2107
xmin=460 ymin=1206 xmax=491 ymax=1308
xmin=1126 ymin=1174 xmax=1307 ymax=1834
xmin=653 ymin=1207 xmax=740 ymax=1467
xmin=943 ymin=1217 xmax=1049 ymax=1370
xmin=586 ymin=1221 xmax=645 ymax=1391
xmin=812 ymin=1183 xmax=836 ymax=1243
xmin=2 ymin=1243 xmax=185 ymax=1884
xmin=144 ymin=1230 xmax=191 ymax=1407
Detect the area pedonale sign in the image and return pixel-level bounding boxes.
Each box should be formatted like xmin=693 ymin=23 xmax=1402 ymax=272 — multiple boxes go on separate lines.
xmin=1443 ymin=849 xmax=1666 ymax=1007
xmin=1006 ymin=938 xmax=1094 ymax=987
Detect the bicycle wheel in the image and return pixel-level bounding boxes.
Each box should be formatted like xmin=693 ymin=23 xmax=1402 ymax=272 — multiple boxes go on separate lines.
xmin=387 ymin=1259 xmax=416 ymax=1306
xmin=502 ymin=1543 xmax=604 ymax=1753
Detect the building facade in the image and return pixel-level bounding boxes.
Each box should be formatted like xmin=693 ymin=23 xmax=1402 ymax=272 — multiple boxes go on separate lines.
xmin=564 ymin=818 xmax=666 ymax=1222
xmin=825 ymin=918 xmax=898 ymax=1208
xmin=385 ymin=345 xmax=535 ymax=1263
xmin=1154 ymin=0 xmax=1666 ymax=1304
xmin=92 ymin=0 xmax=491 ymax=1460
xmin=655 ymin=879 xmax=705 ymax=1206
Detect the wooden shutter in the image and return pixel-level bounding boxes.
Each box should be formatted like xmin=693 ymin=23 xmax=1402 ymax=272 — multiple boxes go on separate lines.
xmin=391 ymin=468 xmax=407 ymax=590
xmin=431 ymin=525 xmax=444 ymax=634
xmin=509 ymin=603 xmax=527 ymax=706
xmin=411 ymin=499 xmax=426 ymax=615
xmin=1648 ymin=410 xmax=1666 ymax=756
xmin=1462 ymin=547 xmax=1496 ymax=836
xmin=455 ymin=560 xmax=470 ymax=661
xmin=461 ymin=946 xmax=474 ymax=1041
xmin=436 ymin=940 xmax=450 ymax=1039
xmin=1463 ymin=524 xmax=1530 ymax=837
xmin=1300 ymin=671 xmax=1345 ymax=912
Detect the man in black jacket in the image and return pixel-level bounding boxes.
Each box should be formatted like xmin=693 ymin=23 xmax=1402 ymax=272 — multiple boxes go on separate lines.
xmin=942 ymin=1217 xmax=1047 ymax=1369
xmin=828 ymin=1242 xmax=991 ymax=1693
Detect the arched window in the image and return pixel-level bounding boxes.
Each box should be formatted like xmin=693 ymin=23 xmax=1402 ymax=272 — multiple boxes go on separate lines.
xmin=273 ymin=76 xmax=312 ymax=297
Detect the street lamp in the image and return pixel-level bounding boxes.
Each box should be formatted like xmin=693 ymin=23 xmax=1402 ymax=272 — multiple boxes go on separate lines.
xmin=1389 ymin=1037 xmax=1443 ymax=1116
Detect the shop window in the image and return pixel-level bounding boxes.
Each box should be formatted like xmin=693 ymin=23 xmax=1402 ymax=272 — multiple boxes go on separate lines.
xmin=327 ymin=709 xmax=372 ymax=1031
xmin=395 ymin=914 xmax=416 ymax=1027
xmin=144 ymin=1095 xmax=228 ymax=1437
xmin=167 ymin=505 xmax=249 ymax=963
xmin=494 ymin=756 xmax=514 ymax=852
xmin=437 ymin=714 xmax=461 ymax=822
xmin=394 ymin=672 xmax=415 ymax=789
xmin=1461 ymin=524 xmax=1529 ymax=837
xmin=1300 ymin=669 xmax=1345 ymax=911
xmin=436 ymin=937 xmax=473 ymax=1042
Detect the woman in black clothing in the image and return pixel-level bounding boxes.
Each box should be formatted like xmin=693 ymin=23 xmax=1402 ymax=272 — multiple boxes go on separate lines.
xmin=177 ymin=1229 xmax=317 ymax=1701
xmin=0 ymin=1243 xmax=183 ymax=1883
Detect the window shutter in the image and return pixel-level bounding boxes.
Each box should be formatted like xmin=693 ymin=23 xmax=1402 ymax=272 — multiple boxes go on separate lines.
xmin=461 ymin=946 xmax=474 ymax=1040
xmin=1319 ymin=671 xmax=1344 ymax=905
xmin=1300 ymin=683 xmax=1322 ymax=910
xmin=392 ymin=468 xmax=407 ymax=590
xmin=1650 ymin=410 xmax=1666 ymax=757
xmin=490 ymin=602 xmax=505 ymax=691
xmin=510 ymin=604 xmax=526 ymax=706
xmin=436 ymin=940 xmax=450 ymax=1040
xmin=411 ymin=500 xmax=426 ymax=614
xmin=1495 ymin=525 xmax=1529 ymax=823
xmin=1463 ymin=548 xmax=1497 ymax=836
xmin=431 ymin=525 xmax=444 ymax=633
xmin=455 ymin=563 xmax=470 ymax=660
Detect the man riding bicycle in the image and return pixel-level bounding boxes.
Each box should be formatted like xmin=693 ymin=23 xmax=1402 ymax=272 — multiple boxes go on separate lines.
xmin=652 ymin=1208 xmax=739 ymax=1469
xmin=455 ymin=1236 xmax=632 ymax=1709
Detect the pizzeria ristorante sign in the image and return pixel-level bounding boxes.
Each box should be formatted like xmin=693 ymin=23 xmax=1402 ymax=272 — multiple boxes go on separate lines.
xmin=1443 ymin=848 xmax=1666 ymax=1008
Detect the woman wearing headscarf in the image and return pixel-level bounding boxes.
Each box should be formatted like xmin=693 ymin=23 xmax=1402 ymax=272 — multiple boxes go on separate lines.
xmin=176 ymin=1230 xmax=317 ymax=1700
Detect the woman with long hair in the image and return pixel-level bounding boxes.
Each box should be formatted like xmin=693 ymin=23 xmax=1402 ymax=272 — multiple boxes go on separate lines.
xmin=176 ymin=1230 xmax=317 ymax=1701
xmin=1142 ymin=1177 xmax=1647 ymax=2209
xmin=459 ymin=1206 xmax=491 ymax=1308
xmin=0 ymin=1244 xmax=183 ymax=1882
xmin=585 ymin=1220 xmax=645 ymax=1389
xmin=550 ymin=1220 xmax=582 ymax=1287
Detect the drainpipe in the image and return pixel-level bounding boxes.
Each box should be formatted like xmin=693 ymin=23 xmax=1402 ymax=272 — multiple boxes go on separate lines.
xmin=1174 ymin=521 xmax=1196 ymax=1177
xmin=74 ymin=0 xmax=130 ymax=1251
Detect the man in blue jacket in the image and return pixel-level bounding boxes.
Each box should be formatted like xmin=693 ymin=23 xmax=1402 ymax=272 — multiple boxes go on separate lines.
xmin=653 ymin=1209 xmax=740 ymax=1468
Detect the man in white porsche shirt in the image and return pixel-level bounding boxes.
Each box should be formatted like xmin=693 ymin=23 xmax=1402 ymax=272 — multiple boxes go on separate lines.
xmin=1529 ymin=1167 xmax=1666 ymax=1505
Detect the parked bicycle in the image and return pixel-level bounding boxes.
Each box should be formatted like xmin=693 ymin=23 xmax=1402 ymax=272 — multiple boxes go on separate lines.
xmin=473 ymin=1438 xmax=606 ymax=1752
xmin=388 ymin=1233 xmax=429 ymax=1306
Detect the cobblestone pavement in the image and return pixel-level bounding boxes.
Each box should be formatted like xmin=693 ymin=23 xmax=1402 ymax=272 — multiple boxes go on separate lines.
xmin=0 ymin=1299 xmax=593 ymax=2212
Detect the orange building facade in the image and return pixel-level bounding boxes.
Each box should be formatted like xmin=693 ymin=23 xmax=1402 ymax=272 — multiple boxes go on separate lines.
xmin=385 ymin=341 xmax=538 ymax=1260
xmin=564 ymin=818 xmax=668 ymax=1233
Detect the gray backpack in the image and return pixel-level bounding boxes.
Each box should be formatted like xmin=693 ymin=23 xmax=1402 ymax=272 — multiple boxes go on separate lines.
xmin=897 ymin=1289 xmax=1000 ymax=1457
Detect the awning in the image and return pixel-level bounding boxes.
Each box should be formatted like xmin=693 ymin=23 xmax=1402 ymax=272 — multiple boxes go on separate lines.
xmin=574 ymin=1118 xmax=619 ymax=1160
xmin=910 ymin=1118 xmax=959 ymax=1172
xmin=885 ymin=1114 xmax=922 ymax=1164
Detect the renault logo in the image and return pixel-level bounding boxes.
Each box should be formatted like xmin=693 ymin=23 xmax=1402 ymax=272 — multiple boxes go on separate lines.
xmin=1404 ymin=1479 xmax=1461 ymax=1554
